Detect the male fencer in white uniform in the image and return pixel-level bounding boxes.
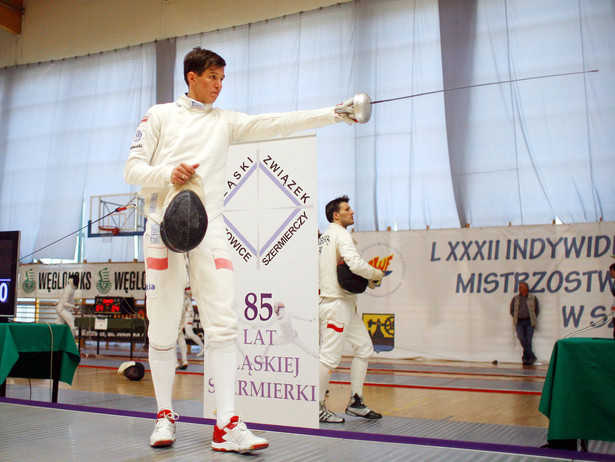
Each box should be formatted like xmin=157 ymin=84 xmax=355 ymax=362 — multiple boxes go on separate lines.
xmin=318 ymin=196 xmax=384 ymax=423
xmin=55 ymin=274 xmax=79 ymax=338
xmin=176 ymin=286 xmax=205 ymax=369
xmin=124 ymin=47 xmax=360 ymax=452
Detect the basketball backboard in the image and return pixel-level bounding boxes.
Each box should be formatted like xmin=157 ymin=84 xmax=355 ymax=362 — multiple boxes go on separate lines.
xmin=87 ymin=193 xmax=145 ymax=238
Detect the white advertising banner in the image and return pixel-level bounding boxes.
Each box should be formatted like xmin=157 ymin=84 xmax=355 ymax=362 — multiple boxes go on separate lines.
xmin=354 ymin=222 xmax=615 ymax=363
xmin=17 ymin=262 xmax=145 ymax=299
xmin=203 ymin=135 xmax=320 ymax=428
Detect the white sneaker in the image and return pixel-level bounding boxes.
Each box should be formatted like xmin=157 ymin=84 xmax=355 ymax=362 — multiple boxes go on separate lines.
xmin=211 ymin=416 xmax=269 ymax=453
xmin=196 ymin=350 xmax=205 ymax=357
xmin=319 ymin=401 xmax=344 ymax=423
xmin=150 ymin=409 xmax=178 ymax=447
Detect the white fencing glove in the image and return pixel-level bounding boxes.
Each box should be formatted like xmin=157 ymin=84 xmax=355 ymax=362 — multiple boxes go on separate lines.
xmin=371 ymin=268 xmax=385 ymax=283
xmin=335 ymin=97 xmax=357 ymax=125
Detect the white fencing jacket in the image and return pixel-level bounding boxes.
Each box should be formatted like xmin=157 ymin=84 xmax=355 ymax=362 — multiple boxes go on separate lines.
xmin=318 ymin=223 xmax=381 ymax=300
xmin=124 ymin=94 xmax=340 ymax=220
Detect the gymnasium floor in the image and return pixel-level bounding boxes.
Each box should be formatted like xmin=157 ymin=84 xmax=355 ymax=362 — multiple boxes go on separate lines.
xmin=1 ymin=341 xmax=614 ymax=461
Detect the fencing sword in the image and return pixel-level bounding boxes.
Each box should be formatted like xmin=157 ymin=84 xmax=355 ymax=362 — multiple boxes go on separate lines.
xmin=346 ymin=69 xmax=599 ymax=124
xmin=563 ymin=309 xmax=614 ymax=339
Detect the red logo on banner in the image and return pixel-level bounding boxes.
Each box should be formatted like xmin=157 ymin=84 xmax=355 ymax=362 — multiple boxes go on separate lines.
xmin=368 ymin=254 xmax=394 ymax=286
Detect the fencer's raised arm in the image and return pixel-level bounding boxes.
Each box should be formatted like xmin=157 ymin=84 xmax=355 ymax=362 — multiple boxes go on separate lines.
xmin=124 ymin=95 xmax=363 ymax=225
xmin=124 ymin=100 xmax=355 ymax=189
xmin=227 ymin=106 xmax=344 ymax=143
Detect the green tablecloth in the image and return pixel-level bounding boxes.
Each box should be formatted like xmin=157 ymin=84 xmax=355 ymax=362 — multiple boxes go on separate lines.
xmin=0 ymin=323 xmax=81 ymax=385
xmin=539 ymin=337 xmax=615 ymax=442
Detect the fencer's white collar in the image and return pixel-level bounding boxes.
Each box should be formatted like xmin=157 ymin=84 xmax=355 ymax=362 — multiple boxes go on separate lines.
xmin=177 ymin=94 xmax=213 ymax=113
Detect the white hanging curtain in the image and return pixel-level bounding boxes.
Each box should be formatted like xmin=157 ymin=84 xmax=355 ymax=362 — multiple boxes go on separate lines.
xmin=175 ymin=0 xmax=461 ymax=232
xmin=442 ymin=0 xmax=615 ymax=226
xmin=1 ymin=0 xmax=613 ymax=263
xmin=0 ymin=44 xmax=156 ymax=263
xmin=351 ymin=0 xmax=459 ymax=231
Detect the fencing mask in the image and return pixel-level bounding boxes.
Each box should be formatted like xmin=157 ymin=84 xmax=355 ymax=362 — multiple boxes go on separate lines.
xmin=160 ymin=177 xmax=208 ymax=253
xmin=337 ymin=262 xmax=368 ymax=294
xmin=118 ymin=361 xmax=145 ymax=381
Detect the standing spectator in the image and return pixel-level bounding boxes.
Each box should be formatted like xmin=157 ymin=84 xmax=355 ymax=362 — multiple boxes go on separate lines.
xmin=510 ymin=282 xmax=539 ymax=365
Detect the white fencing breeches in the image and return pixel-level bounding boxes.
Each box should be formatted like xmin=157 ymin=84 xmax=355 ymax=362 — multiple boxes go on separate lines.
xmin=56 ymin=305 xmax=76 ymax=337
xmin=318 ymin=297 xmax=374 ymax=371
xmin=144 ymin=215 xmax=238 ymax=349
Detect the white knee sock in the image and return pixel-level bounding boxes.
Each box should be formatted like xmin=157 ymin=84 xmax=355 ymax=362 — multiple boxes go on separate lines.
xmin=177 ymin=336 xmax=187 ymax=363
xmin=319 ymin=362 xmax=331 ymax=402
xmin=149 ymin=345 xmax=177 ymax=412
xmin=350 ymin=357 xmax=368 ymax=397
xmin=208 ymin=341 xmax=237 ymax=428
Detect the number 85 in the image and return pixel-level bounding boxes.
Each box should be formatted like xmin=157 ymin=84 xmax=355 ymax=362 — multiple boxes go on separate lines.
xmin=244 ymin=292 xmax=273 ymax=321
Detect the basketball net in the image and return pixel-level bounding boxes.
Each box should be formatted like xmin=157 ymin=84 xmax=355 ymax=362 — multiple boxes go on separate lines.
xmin=99 ymin=226 xmax=120 ymax=244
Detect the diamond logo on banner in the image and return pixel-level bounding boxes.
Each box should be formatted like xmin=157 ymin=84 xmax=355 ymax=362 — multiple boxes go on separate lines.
xmin=224 ymin=154 xmax=308 ymax=261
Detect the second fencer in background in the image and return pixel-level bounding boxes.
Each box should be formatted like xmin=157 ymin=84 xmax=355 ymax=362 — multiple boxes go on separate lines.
xmin=56 ymin=274 xmax=80 ymax=338
xmin=317 ymin=195 xmax=384 ymax=423
xmin=177 ymin=286 xmax=206 ymax=369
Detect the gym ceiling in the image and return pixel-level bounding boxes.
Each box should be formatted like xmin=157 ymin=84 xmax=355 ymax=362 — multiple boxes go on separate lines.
xmin=0 ymin=0 xmax=23 ymax=35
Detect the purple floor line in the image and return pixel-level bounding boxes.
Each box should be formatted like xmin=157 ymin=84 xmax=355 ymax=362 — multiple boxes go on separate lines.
xmin=2 ymin=396 xmax=613 ymax=462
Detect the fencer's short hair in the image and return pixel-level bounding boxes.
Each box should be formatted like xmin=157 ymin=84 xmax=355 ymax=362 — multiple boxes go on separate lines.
xmin=325 ymin=195 xmax=350 ymax=223
xmin=610 ymin=262 xmax=615 ymax=272
xmin=183 ymin=47 xmax=226 ymax=86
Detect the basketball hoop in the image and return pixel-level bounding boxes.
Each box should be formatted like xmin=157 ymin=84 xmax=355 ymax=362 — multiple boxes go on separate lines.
xmin=88 ymin=193 xmax=145 ymax=240
xmin=99 ymin=225 xmax=120 ymax=243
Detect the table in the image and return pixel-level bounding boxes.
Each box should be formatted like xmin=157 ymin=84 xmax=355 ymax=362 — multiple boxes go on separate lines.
xmin=0 ymin=323 xmax=81 ymax=402
xmin=539 ymin=337 xmax=615 ymax=443
xmin=76 ymin=316 xmax=148 ymax=359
